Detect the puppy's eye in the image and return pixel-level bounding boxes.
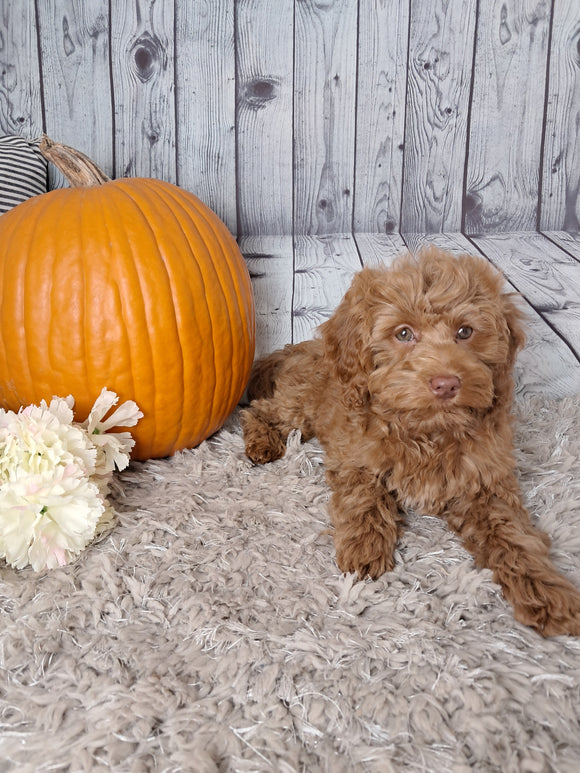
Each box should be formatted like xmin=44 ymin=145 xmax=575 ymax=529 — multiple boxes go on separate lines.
xmin=394 ymin=326 xmax=415 ymax=342
xmin=456 ymin=325 xmax=473 ymax=340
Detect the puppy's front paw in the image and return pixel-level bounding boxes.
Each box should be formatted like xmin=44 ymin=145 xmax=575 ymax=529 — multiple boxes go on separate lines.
xmin=245 ymin=434 xmax=286 ymax=465
xmin=512 ymin=583 xmax=580 ymax=637
xmin=240 ymin=410 xmax=286 ymax=465
xmin=335 ymin=534 xmax=395 ymax=580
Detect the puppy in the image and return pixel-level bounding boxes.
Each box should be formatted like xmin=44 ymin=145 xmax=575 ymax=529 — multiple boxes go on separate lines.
xmin=241 ymin=248 xmax=580 ymax=636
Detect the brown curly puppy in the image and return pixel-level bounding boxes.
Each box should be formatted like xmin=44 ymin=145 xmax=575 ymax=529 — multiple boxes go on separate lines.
xmin=241 ymin=248 xmax=580 ymax=636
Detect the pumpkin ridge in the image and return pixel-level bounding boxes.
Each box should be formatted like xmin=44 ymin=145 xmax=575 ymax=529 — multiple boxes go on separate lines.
xmin=77 ymin=189 xmax=94 ymax=398
xmin=138 ymin=184 xmax=192 ymax=448
xmin=91 ymin=186 xmax=137 ymax=407
xmin=96 ymin=185 xmax=144 ymax=410
xmin=201 ymin=219 xmax=249 ymax=414
xmin=104 ymin=181 xmax=190 ymax=453
xmin=0 ymin=221 xmax=8 ymax=395
xmin=143 ymin=180 xmax=232 ymax=441
xmin=0 ymin=198 xmax=38 ymax=405
xmin=49 ymin=190 xmax=88 ymax=399
xmin=152 ymin=180 xmax=249 ymax=427
xmin=98 ymin=183 xmax=166 ymax=455
xmin=135 ymin=183 xmax=223 ymax=448
xmin=27 ymin=196 xmax=63 ymax=403
xmin=199 ymin=211 xmax=254 ymax=412
xmin=111 ymin=179 xmax=219 ymax=449
xmin=78 ymin=193 xmax=89 ymax=393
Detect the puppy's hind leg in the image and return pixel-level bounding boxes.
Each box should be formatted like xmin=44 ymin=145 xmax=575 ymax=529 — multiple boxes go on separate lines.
xmin=241 ymin=344 xmax=316 ymax=464
xmin=246 ymin=349 xmax=290 ymax=402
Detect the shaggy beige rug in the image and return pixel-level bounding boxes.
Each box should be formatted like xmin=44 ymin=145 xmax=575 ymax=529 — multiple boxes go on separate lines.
xmin=1 ymin=396 xmax=580 ymax=772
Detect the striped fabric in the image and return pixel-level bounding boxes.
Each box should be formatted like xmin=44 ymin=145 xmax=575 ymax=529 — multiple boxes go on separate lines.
xmin=0 ymin=135 xmax=48 ymax=215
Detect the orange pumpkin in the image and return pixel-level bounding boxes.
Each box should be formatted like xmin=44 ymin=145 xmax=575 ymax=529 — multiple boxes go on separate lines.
xmin=0 ymin=137 xmax=255 ymax=460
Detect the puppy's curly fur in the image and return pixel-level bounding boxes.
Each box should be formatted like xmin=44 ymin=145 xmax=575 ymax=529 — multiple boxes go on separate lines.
xmin=241 ymin=248 xmax=580 ymax=636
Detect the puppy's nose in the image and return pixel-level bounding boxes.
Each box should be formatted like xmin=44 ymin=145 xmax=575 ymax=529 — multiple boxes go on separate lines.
xmin=429 ymin=375 xmax=461 ymax=400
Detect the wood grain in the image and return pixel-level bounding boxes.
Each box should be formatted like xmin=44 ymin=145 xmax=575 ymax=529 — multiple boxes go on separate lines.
xmin=235 ymin=0 xmax=294 ymax=237
xmin=294 ymin=0 xmax=358 ymax=235
xmin=2 ymin=0 xmax=579 ymax=237
xmin=293 ymin=234 xmax=361 ymax=342
xmin=513 ymin=312 xmax=580 ymax=397
xmin=238 ymin=235 xmax=294 ymax=358
xmin=402 ymin=231 xmax=476 ymax=256
xmin=36 ymin=0 xmax=112 ymax=188
xmin=175 ymin=0 xmax=236 ymax=233
xmin=401 ymin=0 xmax=477 ymax=233
xmin=110 ymin=0 xmax=176 ymax=181
xmin=473 ymin=232 xmax=580 ymax=312
xmin=354 ymin=0 xmax=409 ymax=234
xmin=0 ymin=1 xmax=43 ymax=138
xmin=472 ymin=233 xmax=580 ymax=375
xmin=354 ymin=232 xmax=407 ymax=267
xmin=540 ymin=0 xmax=580 ymax=232
xmin=464 ymin=0 xmax=551 ymax=233
xmin=543 ymin=230 xmax=580 ymax=261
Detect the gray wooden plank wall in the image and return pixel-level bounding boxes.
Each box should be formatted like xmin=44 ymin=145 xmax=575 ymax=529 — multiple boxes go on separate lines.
xmin=2 ymin=0 xmax=579 ymax=236
xmin=1 ymin=0 xmax=579 ymax=396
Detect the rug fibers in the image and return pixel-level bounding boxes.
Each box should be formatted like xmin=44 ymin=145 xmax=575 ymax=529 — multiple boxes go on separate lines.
xmin=1 ymin=396 xmax=580 ymax=773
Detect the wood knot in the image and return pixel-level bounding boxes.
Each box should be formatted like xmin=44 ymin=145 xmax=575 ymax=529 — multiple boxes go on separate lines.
xmin=499 ymin=4 xmax=512 ymax=45
xmin=464 ymin=191 xmax=483 ymax=220
xmin=243 ymin=78 xmax=278 ymax=109
xmin=132 ymin=33 xmax=164 ymax=82
xmin=62 ymin=16 xmax=75 ymax=56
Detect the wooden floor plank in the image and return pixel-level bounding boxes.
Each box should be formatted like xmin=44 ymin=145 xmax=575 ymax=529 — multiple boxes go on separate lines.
xmin=354 ymin=1 xmax=409 ymax=233
xmin=402 ymin=231 xmax=475 ymax=255
xmin=471 ymin=232 xmax=580 ymax=397
xmin=539 ymin=0 xmax=580 ymax=233
xmin=238 ymin=235 xmax=293 ymax=359
xmin=542 ymin=231 xmax=580 ymax=262
xmin=513 ymin=313 xmax=580 ymax=398
xmin=38 ymin=0 xmax=113 ymax=187
xmin=110 ymin=2 xmax=177 ymax=182
xmin=293 ymin=234 xmax=362 ymax=342
xmin=353 ymin=233 xmax=407 ymax=267
xmin=472 ymin=233 xmax=580 ymax=336
xmin=176 ymin=0 xmax=236 ymax=233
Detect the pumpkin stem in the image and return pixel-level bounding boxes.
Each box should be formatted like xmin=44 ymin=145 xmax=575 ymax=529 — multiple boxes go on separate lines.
xmin=38 ymin=135 xmax=111 ymax=187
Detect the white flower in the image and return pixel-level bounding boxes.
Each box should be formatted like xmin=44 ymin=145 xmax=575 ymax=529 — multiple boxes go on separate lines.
xmin=82 ymin=388 xmax=143 ymax=474
xmin=0 ymin=468 xmax=105 ymax=570
xmin=0 ymin=389 xmax=142 ymax=572
xmin=0 ymin=396 xmax=96 ymax=483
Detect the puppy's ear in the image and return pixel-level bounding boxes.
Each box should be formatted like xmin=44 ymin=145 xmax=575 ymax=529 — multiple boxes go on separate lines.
xmin=502 ymin=292 xmax=526 ymax=366
xmin=494 ymin=291 xmax=526 ymax=406
xmin=320 ymin=269 xmax=376 ymax=409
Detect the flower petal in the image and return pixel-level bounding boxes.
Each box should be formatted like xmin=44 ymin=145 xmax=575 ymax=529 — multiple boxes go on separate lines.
xmin=83 ymin=388 xmax=119 ymax=434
